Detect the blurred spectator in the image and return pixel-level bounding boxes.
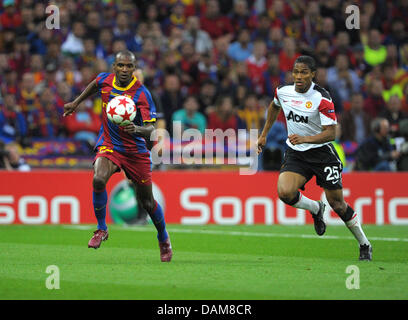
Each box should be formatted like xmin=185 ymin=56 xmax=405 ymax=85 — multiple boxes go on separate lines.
xmin=331 ymin=31 xmax=354 ymax=62
xmin=227 ymin=28 xmax=253 ymax=62
xmin=0 ymin=139 xmax=11 ymax=170
xmin=267 ymin=26 xmax=283 ymax=53
xmin=397 ymin=119 xmax=408 ymax=170
xmin=1 ymin=68 xmax=18 ymax=96
xmin=1 ymin=27 xmax=16 ymax=54
xmin=332 ymin=123 xmax=347 ymax=170
xmin=35 ymin=62 xmax=58 ymax=93
xmin=364 ymin=29 xmax=387 ymax=67
xmin=56 ymin=57 xmax=81 ymax=87
xmin=95 ymin=28 xmax=113 ymax=60
xmin=259 ymin=120 xmax=287 ymax=171
xmin=263 ymin=53 xmax=284 ymax=97
xmin=364 ymin=79 xmax=386 ymax=118
xmin=162 ymin=1 xmax=187 ymax=34
xmin=0 ymin=0 xmax=22 ymax=29
xmin=200 ymin=0 xmax=234 ymax=40
xmin=31 ymin=88 xmax=63 ymax=138
xmin=401 ymin=41 xmax=408 ymax=71
xmin=379 ymin=95 xmax=408 ymax=138
xmin=251 ymin=13 xmax=271 ymax=43
xmin=113 ymin=11 xmax=139 ymax=52
xmin=314 ymin=66 xmax=343 ymax=114
xmin=29 ymin=54 xmax=45 ymax=86
xmin=279 ymin=37 xmax=300 ymax=72
xmin=319 ymin=17 xmax=336 ymax=43
xmin=314 ymin=37 xmax=334 ymax=68
xmin=161 ymin=74 xmax=184 ymax=134
xmin=178 ymin=41 xmax=199 ymax=93
xmin=0 ymin=93 xmax=27 ymax=144
xmin=302 ymin=1 xmax=322 ymax=48
xmin=19 ymin=72 xmax=39 ymax=115
xmin=197 ymin=79 xmax=217 ymax=115
xmin=229 ymin=0 xmax=255 ymax=32
xmin=172 ymin=96 xmax=207 ymax=134
xmin=327 ymin=54 xmax=363 ymax=104
xmin=237 ymin=93 xmax=264 ymax=130
xmin=207 ymin=96 xmax=245 ymax=132
xmin=4 ymin=142 xmax=30 ymax=171
xmin=197 ymin=51 xmax=218 ymax=83
xmin=78 ymin=38 xmax=97 ymax=69
xmin=183 ymin=15 xmax=213 ymax=54
xmin=85 ymin=11 xmax=102 ymax=40
xmin=340 ymin=92 xmax=372 ymax=144
xmin=213 ymin=35 xmax=232 ymax=71
xmin=354 ymin=118 xmax=400 ymax=171
xmin=246 ymin=39 xmax=268 ymax=95
xmin=351 ymin=44 xmax=370 ymax=78
xmin=64 ymin=100 xmax=101 ymax=146
xmin=382 ymin=62 xmax=405 ymax=102
xmin=384 ymin=18 xmax=407 ymax=55
xmin=61 ymin=20 xmax=86 ymax=56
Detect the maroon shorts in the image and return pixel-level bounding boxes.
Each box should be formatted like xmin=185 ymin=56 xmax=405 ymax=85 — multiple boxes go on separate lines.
xmin=94 ymin=146 xmax=152 ymax=185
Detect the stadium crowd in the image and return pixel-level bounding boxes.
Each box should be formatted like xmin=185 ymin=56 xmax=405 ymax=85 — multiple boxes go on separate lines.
xmin=0 ymin=0 xmax=408 ymax=171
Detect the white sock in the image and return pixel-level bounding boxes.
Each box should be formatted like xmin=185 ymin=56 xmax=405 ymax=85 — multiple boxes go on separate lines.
xmin=293 ymin=192 xmax=320 ymax=214
xmin=345 ymin=213 xmax=370 ymax=246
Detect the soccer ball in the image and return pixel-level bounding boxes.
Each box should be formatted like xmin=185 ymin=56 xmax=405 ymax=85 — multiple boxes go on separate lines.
xmin=106 ymin=95 xmax=136 ymax=126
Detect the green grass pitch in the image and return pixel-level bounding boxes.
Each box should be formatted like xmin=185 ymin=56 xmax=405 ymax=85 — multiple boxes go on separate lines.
xmin=0 ymin=224 xmax=407 ymax=300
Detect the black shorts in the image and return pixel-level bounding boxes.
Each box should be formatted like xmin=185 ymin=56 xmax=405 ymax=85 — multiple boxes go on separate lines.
xmin=280 ymin=143 xmax=343 ymax=190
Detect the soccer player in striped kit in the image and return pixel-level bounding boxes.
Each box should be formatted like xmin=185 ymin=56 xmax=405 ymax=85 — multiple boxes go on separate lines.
xmin=257 ymin=55 xmax=372 ymax=260
xmin=63 ymin=50 xmax=172 ymax=262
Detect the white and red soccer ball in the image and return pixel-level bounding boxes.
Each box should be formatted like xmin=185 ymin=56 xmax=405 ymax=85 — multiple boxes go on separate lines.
xmin=106 ymin=95 xmax=136 ymax=126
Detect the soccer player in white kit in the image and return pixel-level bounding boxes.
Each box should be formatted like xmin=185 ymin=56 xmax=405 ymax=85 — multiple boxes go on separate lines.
xmin=257 ymin=56 xmax=372 ymax=261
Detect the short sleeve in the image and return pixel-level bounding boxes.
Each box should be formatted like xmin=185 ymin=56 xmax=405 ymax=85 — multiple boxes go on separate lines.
xmin=95 ymin=72 xmax=109 ymax=89
xmin=137 ymin=87 xmax=157 ymax=123
xmin=273 ymin=87 xmax=281 ymax=107
xmin=319 ymin=95 xmax=337 ymax=125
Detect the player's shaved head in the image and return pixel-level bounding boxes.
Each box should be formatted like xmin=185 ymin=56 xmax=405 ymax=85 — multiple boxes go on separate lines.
xmin=113 ymin=50 xmax=137 ymax=87
xmin=114 ymin=50 xmax=136 ymax=64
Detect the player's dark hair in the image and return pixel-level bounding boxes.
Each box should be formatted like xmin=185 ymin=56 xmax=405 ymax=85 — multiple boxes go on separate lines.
xmin=114 ymin=50 xmax=136 ymax=63
xmin=294 ymin=55 xmax=317 ymax=72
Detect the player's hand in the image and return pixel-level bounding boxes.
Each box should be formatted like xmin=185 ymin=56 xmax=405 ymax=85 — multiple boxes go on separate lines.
xmin=288 ymin=134 xmax=307 ymax=145
xmin=256 ymin=136 xmax=267 ymax=155
xmin=63 ymin=101 xmax=79 ymax=117
xmin=122 ymin=123 xmax=138 ymax=134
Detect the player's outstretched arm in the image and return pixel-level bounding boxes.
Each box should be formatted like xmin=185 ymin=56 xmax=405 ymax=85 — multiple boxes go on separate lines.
xmin=122 ymin=122 xmax=155 ymax=139
xmin=257 ymin=101 xmax=281 ymax=154
xmin=63 ymin=79 xmax=98 ymax=117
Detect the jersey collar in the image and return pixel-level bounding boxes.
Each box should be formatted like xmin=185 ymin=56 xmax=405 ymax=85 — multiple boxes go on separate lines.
xmin=112 ymin=76 xmax=138 ymax=91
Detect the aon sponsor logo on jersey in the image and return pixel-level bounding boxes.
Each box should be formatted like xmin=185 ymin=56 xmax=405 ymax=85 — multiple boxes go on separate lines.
xmin=286 ymin=110 xmax=309 ymax=123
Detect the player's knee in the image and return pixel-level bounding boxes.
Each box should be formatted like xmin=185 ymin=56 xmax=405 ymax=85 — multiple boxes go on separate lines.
xmin=139 ymin=198 xmax=155 ymax=213
xmin=328 ymin=199 xmax=346 ymax=215
xmin=278 ymin=188 xmax=299 ymax=206
xmin=93 ymin=175 xmax=106 ymax=191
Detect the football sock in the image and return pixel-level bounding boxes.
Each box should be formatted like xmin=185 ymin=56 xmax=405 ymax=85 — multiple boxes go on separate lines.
xmin=341 ymin=206 xmax=370 ymax=246
xmin=292 ymin=192 xmax=320 ymax=215
xmin=93 ymin=188 xmax=108 ymax=231
xmin=148 ymin=200 xmax=168 ymax=242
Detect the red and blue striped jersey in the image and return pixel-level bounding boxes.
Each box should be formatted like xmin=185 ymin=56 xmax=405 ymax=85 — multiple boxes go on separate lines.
xmin=94 ymin=72 xmax=157 ymax=154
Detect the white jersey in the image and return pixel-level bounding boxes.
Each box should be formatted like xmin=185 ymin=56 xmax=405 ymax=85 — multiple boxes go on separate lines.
xmin=273 ymin=82 xmax=337 ymax=151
